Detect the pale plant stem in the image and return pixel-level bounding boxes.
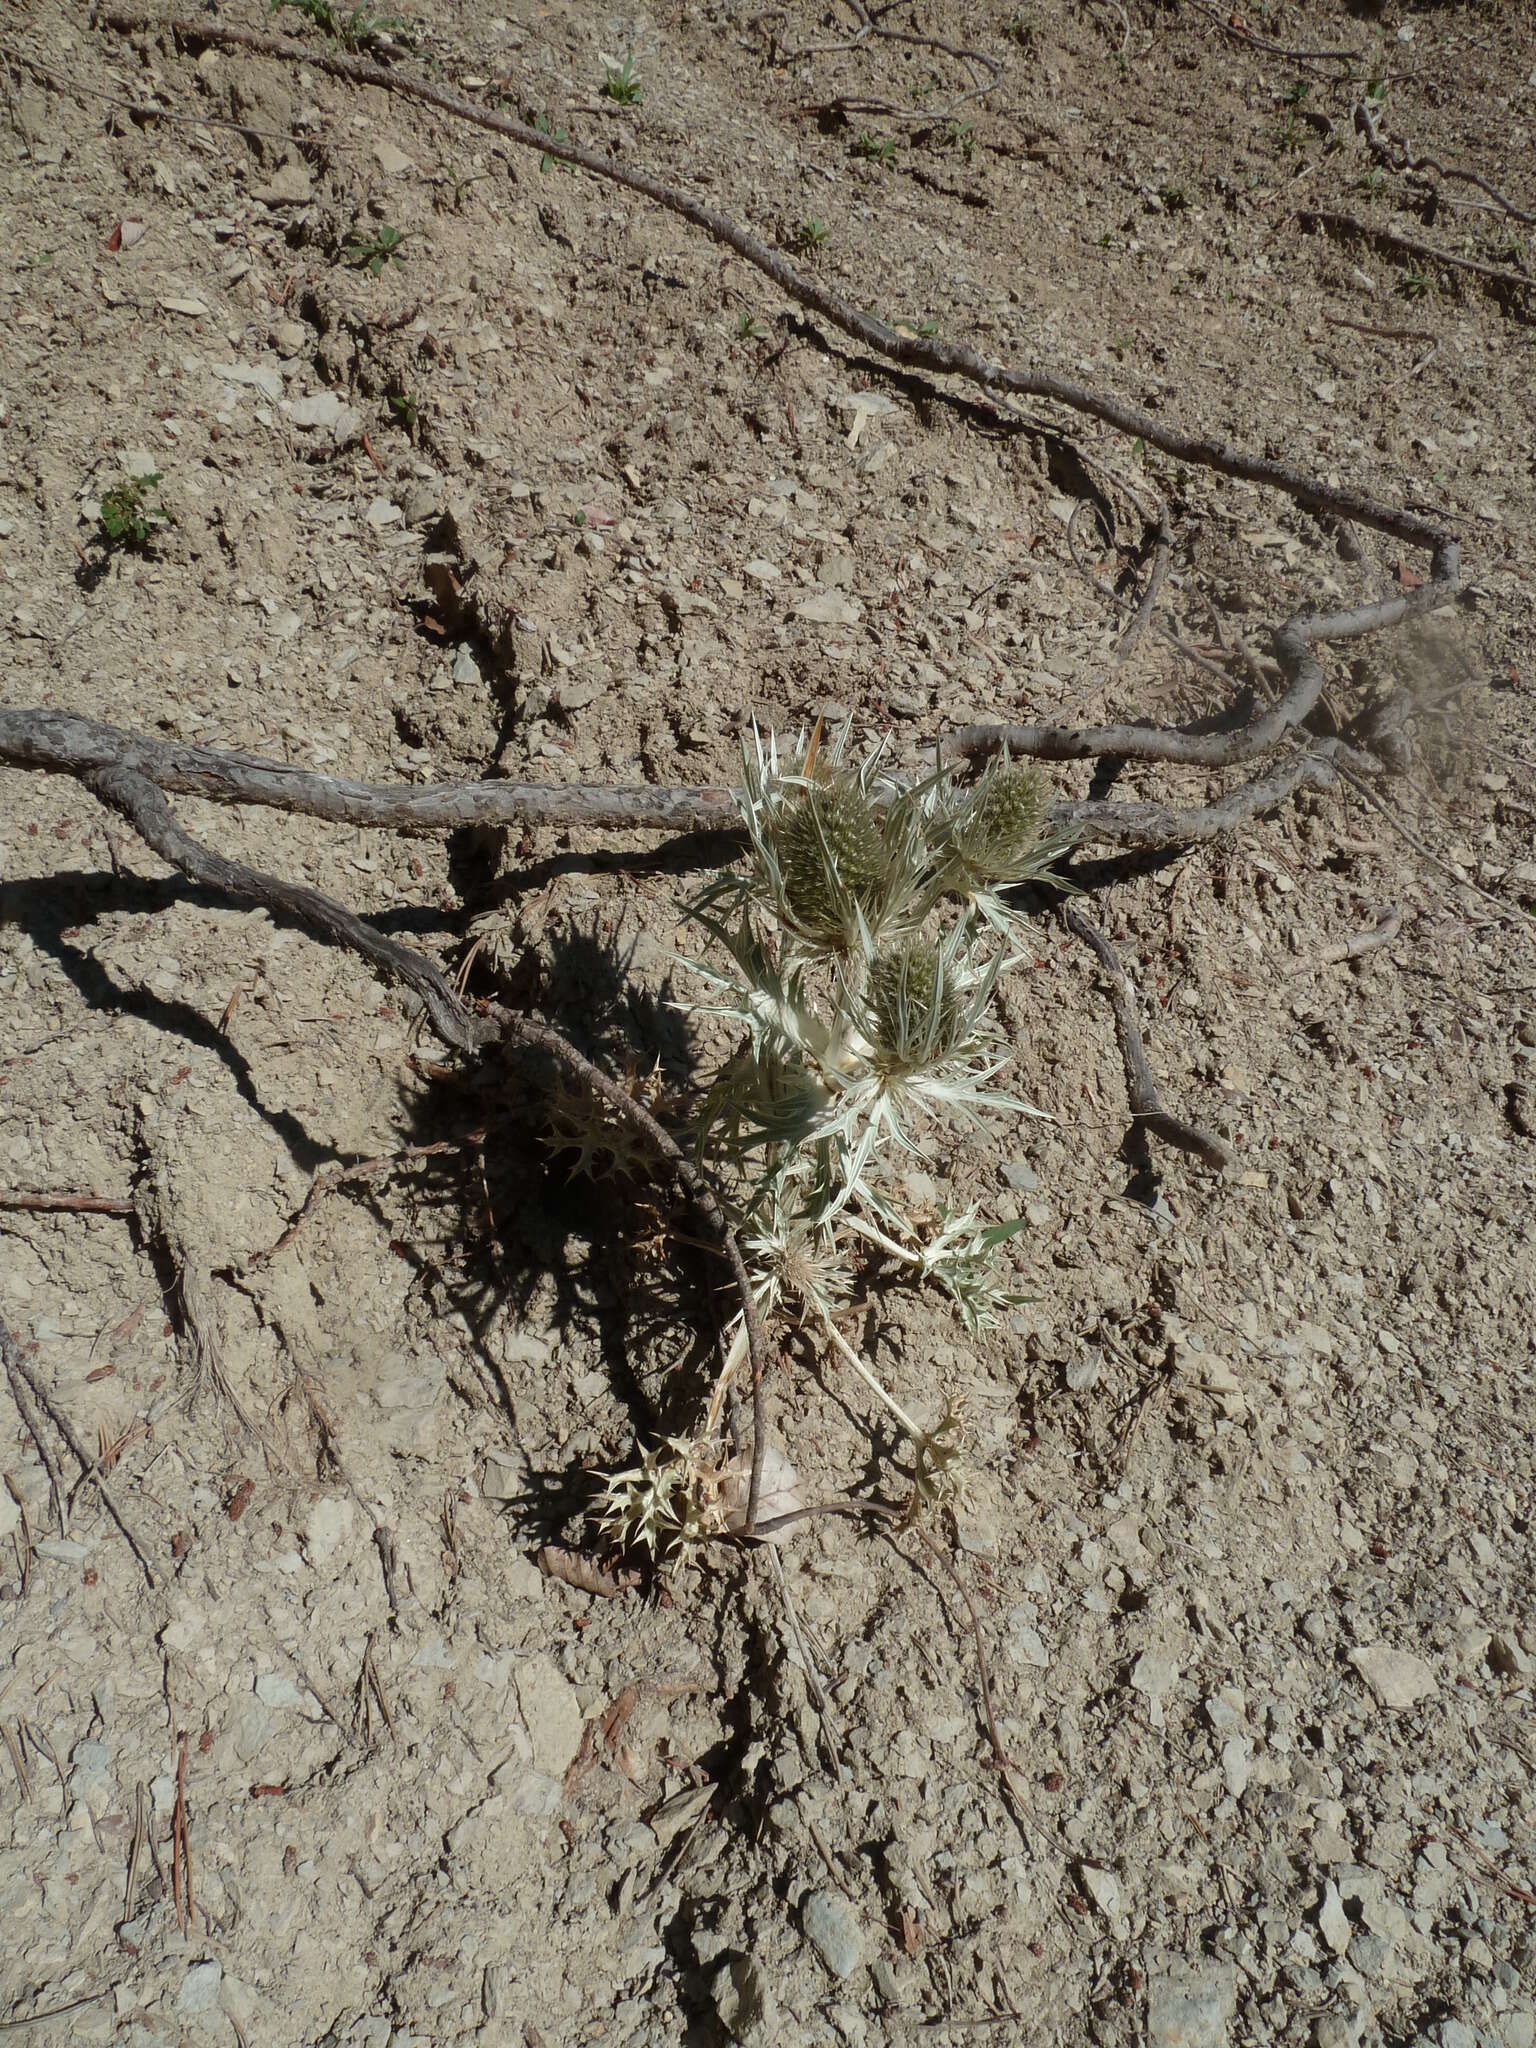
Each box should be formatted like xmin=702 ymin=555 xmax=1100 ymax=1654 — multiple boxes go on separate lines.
xmin=840 ymin=1211 xmax=927 ymax=1270
xmin=704 ymin=1315 xmax=752 ymax=1441
xmin=817 ymin=1311 xmax=925 ymax=1441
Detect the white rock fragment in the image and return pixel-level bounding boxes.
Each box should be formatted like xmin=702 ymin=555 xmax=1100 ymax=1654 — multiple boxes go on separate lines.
xmin=802 ymin=1889 xmax=864 ymax=1979
xmin=1131 ymin=1649 xmax=1180 ymax=1701
xmin=1147 ymin=1957 xmax=1236 ymax=2048
xmin=514 ymin=1653 xmax=584 ymax=1776
xmin=1319 ymin=1879 xmax=1351 ymax=1955
xmin=177 ymin=1961 xmax=223 ymax=2015
xmin=1348 ymin=1643 xmax=1436 ymax=1710
xmin=254 ymin=157 xmax=313 ymax=205
xmin=722 ymin=1442 xmax=802 ymax=1541
xmin=792 ymin=590 xmax=861 ymax=628
xmin=1221 ymin=1735 xmax=1252 ymax=1799
xmin=213 ymin=361 xmax=284 ymax=402
xmin=286 ymin=392 xmax=345 ymax=432
xmin=303 ymin=1493 xmax=353 ymax=1563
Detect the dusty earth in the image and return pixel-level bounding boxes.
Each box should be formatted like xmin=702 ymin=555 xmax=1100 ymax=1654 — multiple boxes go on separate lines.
xmin=1 ymin=0 xmax=1534 ymax=2042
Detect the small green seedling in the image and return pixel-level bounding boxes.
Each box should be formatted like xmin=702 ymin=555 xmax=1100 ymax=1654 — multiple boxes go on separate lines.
xmin=1398 ymin=266 xmax=1432 ymax=300
xmin=600 ymin=53 xmax=642 ymax=105
xmin=895 ymin=314 xmax=939 ymax=338
xmin=533 ymin=112 xmax=569 ymax=173
xmin=97 ymin=473 xmax=171 ymax=552
xmin=1004 ymin=10 xmax=1036 ymax=48
xmin=343 ymin=224 xmax=407 ymax=276
xmin=1159 ymin=183 xmax=1190 ymax=215
xmin=796 ymin=218 xmax=828 ymax=251
xmin=386 ymin=391 xmax=420 ymax=434
xmin=941 ymin=119 xmax=975 ymax=163
xmin=736 ymin=312 xmax=769 ymax=341
xmin=852 ymin=132 xmax=896 ymax=165
xmin=270 ymin=0 xmax=412 ymax=50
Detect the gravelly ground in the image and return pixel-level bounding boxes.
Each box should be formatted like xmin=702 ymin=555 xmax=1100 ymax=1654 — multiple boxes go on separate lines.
xmin=0 ymin=3 xmax=1533 ymax=2044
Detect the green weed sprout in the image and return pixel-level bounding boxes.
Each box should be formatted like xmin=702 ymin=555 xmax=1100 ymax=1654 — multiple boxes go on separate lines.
xmin=597 ymin=724 xmax=1072 ymax=1555
xmin=600 ymin=53 xmax=643 ymax=105
xmin=97 ymin=473 xmax=171 ymax=551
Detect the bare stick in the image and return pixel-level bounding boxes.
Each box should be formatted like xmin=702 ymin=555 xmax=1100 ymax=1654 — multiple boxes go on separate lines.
xmin=486 ymin=1009 xmax=773 ymax=1535
xmin=3 ymin=1341 xmax=68 ymax=1537
xmin=954 ymin=545 xmax=1460 ymax=768
xmin=0 ymin=705 xmax=735 ymax=837
xmin=1116 ymin=513 xmax=1171 ymax=667
xmin=82 ymin=761 xmax=499 ymax=1053
xmin=0 ymin=707 xmax=1429 ymax=855
xmin=1284 ymin=905 xmax=1402 ymax=976
xmin=0 ymin=1191 xmax=134 ymax=1217
xmin=1355 ymin=98 xmax=1535 ymax=229
xmin=1188 ymin=0 xmax=1359 ymax=69
xmin=1299 ymin=210 xmax=1534 ymax=309
xmin=0 ymin=1316 xmax=159 ymax=1586
xmin=97 ymin=14 xmax=1453 ymax=557
xmin=52 ymin=766 xmax=776 ymax=1534
xmin=1061 ymin=906 xmax=1231 ymax=1173
xmin=250 ymin=1136 xmax=476 ymax=1267
xmin=134 ymin=1134 xmax=256 ymax=1431
xmin=1321 ymin=312 xmax=1438 ymax=345
xmin=745 ymin=1494 xmax=1032 ymax=1824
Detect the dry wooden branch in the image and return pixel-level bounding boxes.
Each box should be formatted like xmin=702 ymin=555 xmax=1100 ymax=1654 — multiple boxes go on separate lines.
xmin=0 ymin=706 xmax=1430 ymax=856
xmin=8 ymin=755 xmax=776 ymax=1533
xmin=1062 ymin=906 xmax=1231 ymax=1175
xmin=1299 ymin=210 xmax=1534 ymax=313
xmin=1188 ymin=0 xmax=1359 ymax=70
xmin=1116 ymin=512 xmax=1172 ymax=667
xmin=1355 ymin=98 xmax=1535 ymax=229
xmin=250 ymin=1136 xmax=477 ymax=1268
xmin=1285 ymin=906 xmax=1402 ymax=977
xmin=98 ymin=14 xmax=1452 ymax=556
xmin=0 ymin=1191 xmax=135 ymax=1217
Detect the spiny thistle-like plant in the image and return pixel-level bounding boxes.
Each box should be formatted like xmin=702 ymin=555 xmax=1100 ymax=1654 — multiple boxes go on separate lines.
xmin=598 ymin=723 xmax=1072 ymax=1555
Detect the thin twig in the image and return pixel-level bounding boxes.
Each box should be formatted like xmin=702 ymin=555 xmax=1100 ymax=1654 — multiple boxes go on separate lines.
xmin=1299 ymin=210 xmax=1533 ymax=312
xmin=1321 ymin=311 xmax=1438 ymax=345
xmin=0 ymin=1191 xmax=134 ymax=1217
xmin=97 ymin=15 xmax=1454 ymax=555
xmin=170 ymin=1731 xmax=191 ymax=1936
xmin=1116 ymin=512 xmax=1171 ymax=666
xmin=745 ymin=1495 xmax=1031 ymax=1826
xmin=1061 ymin=906 xmax=1231 ymax=1173
xmin=0 ymin=1316 xmax=158 ymax=1585
xmin=1187 ymin=0 xmax=1359 ymax=70
xmin=24 ymin=758 xmax=776 ymax=1533
xmin=1284 ymin=905 xmax=1402 ymax=976
xmin=249 ymin=1136 xmax=476 ymax=1267
xmin=0 ymin=683 xmax=1448 ymax=850
xmin=1355 ymin=97 xmax=1535 ymax=229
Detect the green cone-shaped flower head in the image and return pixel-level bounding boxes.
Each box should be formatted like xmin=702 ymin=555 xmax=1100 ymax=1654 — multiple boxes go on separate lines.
xmin=947 ymin=757 xmax=1052 ymax=886
xmin=867 ymin=937 xmax=964 ymax=1074
xmin=776 ymin=775 xmax=891 ymax=951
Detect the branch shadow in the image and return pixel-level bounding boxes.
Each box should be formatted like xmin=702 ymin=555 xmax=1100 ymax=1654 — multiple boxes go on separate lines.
xmin=0 ymin=867 xmax=349 ymax=1174
xmin=392 ymin=916 xmax=725 ymax=1537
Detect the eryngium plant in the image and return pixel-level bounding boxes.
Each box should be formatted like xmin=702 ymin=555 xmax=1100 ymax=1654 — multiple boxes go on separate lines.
xmin=600 ymin=723 xmax=1071 ymax=1553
